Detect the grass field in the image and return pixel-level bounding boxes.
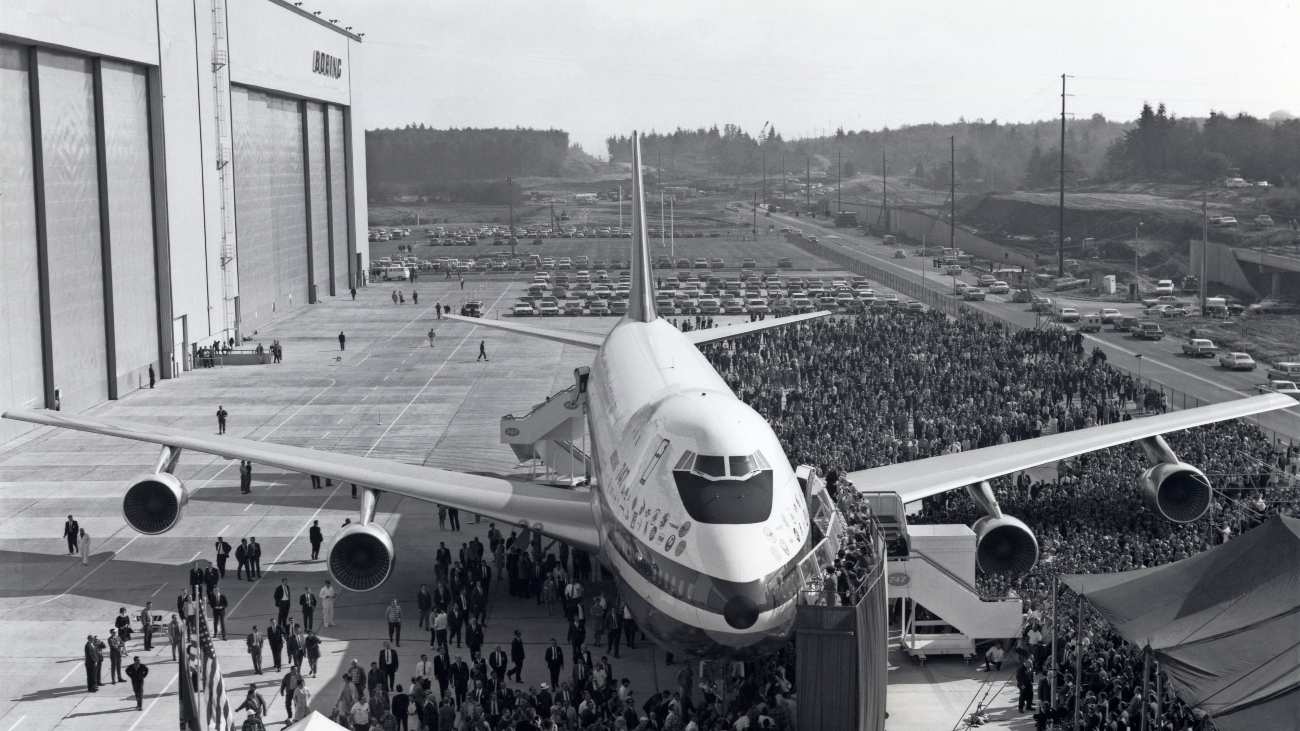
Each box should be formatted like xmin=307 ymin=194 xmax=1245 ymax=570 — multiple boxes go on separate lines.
xmin=1160 ymin=315 xmax=1300 ymax=366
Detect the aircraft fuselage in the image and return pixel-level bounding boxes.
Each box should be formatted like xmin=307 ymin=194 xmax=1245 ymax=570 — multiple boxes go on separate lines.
xmin=582 ymin=316 xmax=812 ymax=658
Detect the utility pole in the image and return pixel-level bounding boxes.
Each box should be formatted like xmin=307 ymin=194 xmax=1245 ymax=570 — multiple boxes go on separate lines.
xmin=1058 ymin=73 xmax=1070 ymax=278
xmin=836 ymin=148 xmax=843 ymax=212
xmin=782 ymin=152 xmax=787 ymax=201
xmin=752 ymin=192 xmax=758 ymax=236
xmin=618 ymin=185 xmax=624 ymax=231
xmin=660 ymin=191 xmax=666 ymax=249
xmin=805 ymin=157 xmax=811 ymax=213
xmin=507 ymin=176 xmax=516 ymax=257
xmin=949 ymin=136 xmax=956 ymax=252
xmin=1200 ymin=192 xmax=1209 ymax=312
xmin=881 ymin=144 xmax=888 ymax=231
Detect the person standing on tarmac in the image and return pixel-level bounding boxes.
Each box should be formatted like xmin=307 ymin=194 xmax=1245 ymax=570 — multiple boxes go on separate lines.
xmin=428 ymin=329 xmax=436 ymax=348
xmin=338 ymin=332 xmax=346 ymax=351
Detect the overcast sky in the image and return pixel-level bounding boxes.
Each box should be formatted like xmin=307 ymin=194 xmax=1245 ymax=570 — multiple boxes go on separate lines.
xmin=328 ymin=0 xmax=1298 ymax=156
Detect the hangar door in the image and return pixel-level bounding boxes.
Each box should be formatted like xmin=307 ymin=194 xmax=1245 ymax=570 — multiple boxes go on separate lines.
xmin=230 ymin=87 xmax=308 ymax=332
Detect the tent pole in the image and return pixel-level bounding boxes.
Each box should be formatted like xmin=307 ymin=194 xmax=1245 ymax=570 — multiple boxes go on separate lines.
xmin=1050 ymin=575 xmax=1058 ymax=718
xmin=1073 ymin=593 xmax=1083 ymax=731
xmin=1154 ymin=660 xmax=1163 ymax=725
xmin=1141 ymin=647 xmax=1151 ymax=731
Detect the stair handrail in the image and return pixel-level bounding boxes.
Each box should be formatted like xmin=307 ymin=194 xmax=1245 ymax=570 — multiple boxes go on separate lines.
xmin=503 ymin=384 xmax=578 ymax=422
xmin=904 ymin=548 xmax=1022 ymax=604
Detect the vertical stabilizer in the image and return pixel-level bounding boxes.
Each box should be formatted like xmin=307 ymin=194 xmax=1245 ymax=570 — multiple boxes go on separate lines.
xmin=627 ymin=131 xmax=657 ymax=323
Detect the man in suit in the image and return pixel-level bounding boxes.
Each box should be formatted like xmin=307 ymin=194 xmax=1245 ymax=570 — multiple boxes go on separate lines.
xmin=246 ymin=625 xmax=264 ymax=674
xmin=214 ymin=536 xmax=231 ymax=577
xmin=64 ymin=515 xmax=80 ymax=555
xmin=432 ymin=649 xmax=451 ymax=700
xmin=203 ymin=564 xmax=220 ymax=605
xmin=509 ymin=630 xmax=526 ymax=683
xmin=274 ymin=579 xmax=292 ymax=627
xmin=299 ymin=587 xmax=317 ymax=631
xmin=488 ymin=645 xmax=508 ymax=687
xmin=187 ymin=562 xmax=205 ymax=597
xmin=451 ymin=655 xmax=470 ymax=705
xmin=308 ymin=520 xmax=324 ymax=561
xmin=266 ymin=619 xmax=284 ymax=672
xmin=366 ymin=661 xmax=385 ymax=697
xmin=83 ymin=635 xmax=100 ymax=692
xmin=125 ymin=656 xmax=149 ymax=710
xmin=544 ymin=639 xmax=564 ymax=689
xmin=416 ymin=584 xmax=432 ymax=630
xmin=248 ymin=537 xmax=262 ymax=577
xmin=235 ymin=539 xmax=249 ymax=581
xmin=287 ymin=624 xmax=305 ymax=672
xmin=211 ymin=589 xmax=229 ymax=640
xmin=379 ymin=641 xmax=399 ymax=691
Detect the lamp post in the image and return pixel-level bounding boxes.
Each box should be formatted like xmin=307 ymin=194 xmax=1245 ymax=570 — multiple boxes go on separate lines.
xmin=1133 ymin=220 xmax=1144 ymax=293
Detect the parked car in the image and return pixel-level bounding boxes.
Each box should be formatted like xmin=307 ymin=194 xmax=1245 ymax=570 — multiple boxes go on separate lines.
xmin=1133 ymin=321 xmax=1164 ymax=340
xmin=511 ymin=303 xmax=536 ymax=317
xmin=1257 ymin=380 xmax=1300 ymax=400
xmin=1220 ymin=352 xmax=1257 ymax=371
xmin=1267 ymin=362 xmax=1300 ymax=380
xmin=1181 ymin=338 xmax=1217 ymax=357
xmin=963 ymin=288 xmax=987 ymax=301
xmin=1057 ymin=306 xmax=1080 ymax=323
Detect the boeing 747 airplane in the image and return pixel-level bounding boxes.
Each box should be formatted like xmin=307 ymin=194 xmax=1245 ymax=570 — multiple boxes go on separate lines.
xmin=6 ymin=133 xmax=1293 ymax=658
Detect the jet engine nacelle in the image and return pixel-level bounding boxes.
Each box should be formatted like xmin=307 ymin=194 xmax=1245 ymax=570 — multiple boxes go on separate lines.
xmin=972 ymin=513 xmax=1039 ymax=575
xmin=122 ymin=473 xmax=189 ymax=535
xmin=1139 ymin=462 xmax=1212 ymax=524
xmin=328 ymin=522 xmax=395 ymax=592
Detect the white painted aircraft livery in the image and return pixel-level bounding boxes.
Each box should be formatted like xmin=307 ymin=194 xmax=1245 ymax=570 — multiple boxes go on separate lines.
xmin=6 ymin=132 xmax=1293 ymax=658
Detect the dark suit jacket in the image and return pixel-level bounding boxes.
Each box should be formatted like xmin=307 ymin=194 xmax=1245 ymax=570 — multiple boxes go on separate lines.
xmin=274 ymin=585 xmax=291 ymax=607
xmin=545 ymin=646 xmax=564 ymax=669
xmin=65 ymin=520 xmax=80 ymax=538
xmin=379 ymin=648 xmax=399 ymax=674
xmin=125 ymin=662 xmax=148 ymax=687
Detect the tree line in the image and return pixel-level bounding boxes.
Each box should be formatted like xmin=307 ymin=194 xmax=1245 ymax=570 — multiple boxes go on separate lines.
xmin=607 ymin=118 xmax=1129 ymax=193
xmin=365 ymin=126 xmax=570 ymax=200
xmin=1102 ymin=104 xmax=1300 ymax=184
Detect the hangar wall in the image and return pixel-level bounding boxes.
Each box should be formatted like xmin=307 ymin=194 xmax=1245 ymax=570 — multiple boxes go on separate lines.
xmin=0 ymin=0 xmax=367 ymax=446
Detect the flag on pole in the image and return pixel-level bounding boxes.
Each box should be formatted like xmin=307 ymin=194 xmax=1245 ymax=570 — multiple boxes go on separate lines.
xmin=196 ymin=598 xmax=233 ymax=731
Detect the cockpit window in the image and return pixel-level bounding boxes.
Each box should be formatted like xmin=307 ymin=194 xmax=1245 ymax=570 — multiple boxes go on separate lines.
xmin=729 ymin=455 xmax=755 ymax=477
xmin=673 ymin=469 xmax=774 ymax=524
xmin=695 ymin=455 xmax=727 ymax=478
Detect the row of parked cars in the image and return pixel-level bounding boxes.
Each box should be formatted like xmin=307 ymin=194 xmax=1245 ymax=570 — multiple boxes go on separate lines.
xmin=510 ymin=272 xmax=925 ymax=318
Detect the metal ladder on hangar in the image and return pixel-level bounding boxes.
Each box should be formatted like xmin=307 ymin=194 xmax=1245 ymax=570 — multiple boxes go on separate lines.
xmin=500 ymin=367 xmax=592 ymax=486
xmin=211 ymin=0 xmax=238 ymax=341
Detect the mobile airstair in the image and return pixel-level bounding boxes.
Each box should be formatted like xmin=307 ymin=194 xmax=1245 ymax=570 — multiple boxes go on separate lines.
xmin=500 ymin=367 xmax=592 ymax=486
xmin=885 ymin=523 xmax=1024 ymax=662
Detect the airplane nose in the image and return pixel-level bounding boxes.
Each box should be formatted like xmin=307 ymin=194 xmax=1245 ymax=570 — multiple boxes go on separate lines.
xmin=723 ymin=595 xmax=759 ymax=630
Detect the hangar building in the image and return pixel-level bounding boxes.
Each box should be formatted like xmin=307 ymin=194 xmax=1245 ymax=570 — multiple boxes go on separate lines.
xmin=0 ymin=0 xmax=369 ymax=444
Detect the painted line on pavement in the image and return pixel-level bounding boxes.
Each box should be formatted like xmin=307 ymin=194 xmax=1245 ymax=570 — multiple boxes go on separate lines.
xmin=363 ymin=285 xmax=513 ymax=457
xmin=4 ymin=716 xmax=25 ymax=731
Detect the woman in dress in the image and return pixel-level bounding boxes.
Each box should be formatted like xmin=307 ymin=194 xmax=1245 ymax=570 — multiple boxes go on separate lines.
xmin=79 ymin=528 xmax=90 ymax=565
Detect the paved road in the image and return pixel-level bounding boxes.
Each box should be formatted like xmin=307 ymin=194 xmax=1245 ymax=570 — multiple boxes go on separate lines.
xmin=773 ymin=211 xmax=1300 ymax=444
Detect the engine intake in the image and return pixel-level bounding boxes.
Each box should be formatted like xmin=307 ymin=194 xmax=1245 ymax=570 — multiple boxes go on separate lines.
xmin=1140 ymin=462 xmax=1212 ymax=523
xmin=972 ymin=513 xmax=1039 ymax=575
xmin=328 ymin=522 xmax=395 ymax=592
xmin=122 ymin=473 xmax=188 ymax=535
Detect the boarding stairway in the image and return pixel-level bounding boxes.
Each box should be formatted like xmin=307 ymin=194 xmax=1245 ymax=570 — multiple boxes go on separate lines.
xmin=499 ymin=368 xmax=592 ymax=486
xmin=884 ymin=520 xmax=1024 ymax=661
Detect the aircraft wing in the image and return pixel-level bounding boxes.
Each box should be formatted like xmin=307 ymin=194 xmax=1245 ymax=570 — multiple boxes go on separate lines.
xmin=685 ymin=311 xmax=832 ymax=345
xmin=2 ymin=409 xmax=600 ymax=550
xmin=444 ymin=314 xmax=603 ymax=350
xmin=844 ymin=393 xmax=1294 ymax=504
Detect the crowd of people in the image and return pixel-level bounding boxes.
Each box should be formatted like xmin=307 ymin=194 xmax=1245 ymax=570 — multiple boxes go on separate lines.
xmin=305 ymin=522 xmax=800 ymax=731
xmin=700 ymin=308 xmax=1299 ymax=730
xmin=63 ymin=305 xmax=1300 ymax=730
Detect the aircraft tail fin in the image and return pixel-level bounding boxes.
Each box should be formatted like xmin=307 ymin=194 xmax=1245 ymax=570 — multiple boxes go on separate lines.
xmin=626 ymin=131 xmax=657 ymax=323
